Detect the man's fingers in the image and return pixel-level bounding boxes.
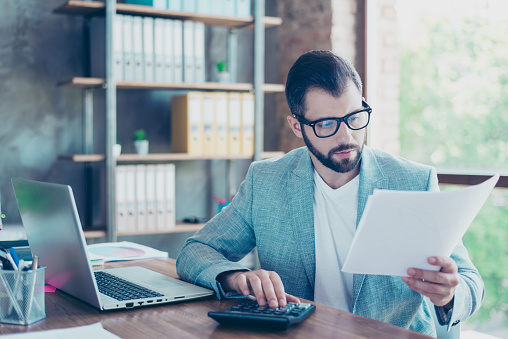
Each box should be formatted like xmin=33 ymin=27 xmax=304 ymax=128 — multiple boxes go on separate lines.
xmin=428 ymin=256 xmax=458 ymax=274
xmin=260 ymin=272 xmax=279 ymax=308
xmin=246 ymin=275 xmax=266 ymax=306
xmin=285 ymin=293 xmax=301 ymax=304
xmin=234 ymin=273 xmax=250 ymax=296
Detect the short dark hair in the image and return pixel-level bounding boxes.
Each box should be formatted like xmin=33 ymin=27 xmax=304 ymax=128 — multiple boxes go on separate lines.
xmin=285 ymin=50 xmax=363 ymax=117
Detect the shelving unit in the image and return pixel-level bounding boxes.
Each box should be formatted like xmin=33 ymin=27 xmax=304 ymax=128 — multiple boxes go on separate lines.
xmin=53 ymin=0 xmax=282 ymax=241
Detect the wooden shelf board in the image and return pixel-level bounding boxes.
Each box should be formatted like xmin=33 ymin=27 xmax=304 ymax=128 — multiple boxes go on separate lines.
xmin=83 ymin=222 xmax=205 ymax=239
xmin=58 ymin=77 xmax=284 ymax=92
xmin=54 ymin=1 xmax=282 ymax=28
xmin=261 ymin=151 xmax=285 ymax=159
xmin=58 ymin=154 xmax=105 ymax=162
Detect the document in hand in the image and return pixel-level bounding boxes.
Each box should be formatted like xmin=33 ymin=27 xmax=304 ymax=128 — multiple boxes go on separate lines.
xmin=342 ymin=174 xmax=500 ymax=276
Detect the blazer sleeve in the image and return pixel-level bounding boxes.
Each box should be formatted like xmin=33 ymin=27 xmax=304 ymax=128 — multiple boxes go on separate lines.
xmin=176 ymin=163 xmax=258 ymax=298
xmin=427 ymin=167 xmax=485 ymax=330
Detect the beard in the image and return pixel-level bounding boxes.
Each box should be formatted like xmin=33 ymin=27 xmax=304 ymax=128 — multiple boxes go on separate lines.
xmin=301 ymin=126 xmax=364 ymax=173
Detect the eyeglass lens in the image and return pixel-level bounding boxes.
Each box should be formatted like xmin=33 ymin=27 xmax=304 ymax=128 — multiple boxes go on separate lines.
xmin=314 ymin=111 xmax=369 ymax=137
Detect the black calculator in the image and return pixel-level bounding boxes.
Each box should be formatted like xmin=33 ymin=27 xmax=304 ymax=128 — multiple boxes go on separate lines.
xmin=208 ymin=299 xmax=316 ymax=330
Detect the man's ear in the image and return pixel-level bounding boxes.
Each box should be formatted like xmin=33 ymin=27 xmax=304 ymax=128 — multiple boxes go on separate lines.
xmin=287 ymin=115 xmax=303 ymax=139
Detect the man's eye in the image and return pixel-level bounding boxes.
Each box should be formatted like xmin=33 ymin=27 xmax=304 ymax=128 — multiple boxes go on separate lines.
xmin=317 ymin=120 xmax=336 ymax=128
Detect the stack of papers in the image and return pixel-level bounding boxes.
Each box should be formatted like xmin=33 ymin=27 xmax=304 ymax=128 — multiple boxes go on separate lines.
xmin=87 ymin=241 xmax=168 ymax=263
xmin=342 ymin=174 xmax=499 ymax=276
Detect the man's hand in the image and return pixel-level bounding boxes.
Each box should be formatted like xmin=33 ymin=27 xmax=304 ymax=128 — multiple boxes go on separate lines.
xmin=402 ymin=256 xmax=460 ymax=308
xmin=218 ymin=270 xmax=300 ymax=308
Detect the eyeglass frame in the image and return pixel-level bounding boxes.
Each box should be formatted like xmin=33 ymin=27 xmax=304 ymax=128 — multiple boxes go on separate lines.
xmin=293 ymin=100 xmax=372 ymax=138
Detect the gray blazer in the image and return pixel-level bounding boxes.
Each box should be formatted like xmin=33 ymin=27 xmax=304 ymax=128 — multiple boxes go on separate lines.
xmin=176 ymin=146 xmax=484 ymax=336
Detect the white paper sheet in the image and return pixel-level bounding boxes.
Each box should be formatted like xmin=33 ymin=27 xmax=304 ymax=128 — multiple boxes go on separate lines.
xmin=1 ymin=322 xmax=121 ymax=339
xmin=342 ymin=174 xmax=499 ymax=276
xmin=87 ymin=241 xmax=168 ymax=263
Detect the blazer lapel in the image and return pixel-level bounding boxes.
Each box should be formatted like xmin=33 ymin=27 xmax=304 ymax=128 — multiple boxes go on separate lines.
xmin=288 ymin=150 xmax=316 ymax=292
xmin=352 ymin=146 xmax=388 ymax=313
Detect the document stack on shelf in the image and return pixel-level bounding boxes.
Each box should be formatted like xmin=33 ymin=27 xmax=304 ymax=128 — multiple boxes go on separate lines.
xmin=126 ymin=0 xmax=251 ymax=17
xmin=89 ymin=15 xmax=203 ymax=84
xmin=116 ymin=164 xmax=175 ymax=233
xmin=171 ymin=91 xmax=254 ymax=156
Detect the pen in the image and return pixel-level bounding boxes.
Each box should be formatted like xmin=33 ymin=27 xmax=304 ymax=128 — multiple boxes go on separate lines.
xmin=6 ymin=252 xmax=18 ymax=271
xmin=26 ymin=255 xmax=40 ymax=318
xmin=9 ymin=248 xmax=20 ymax=268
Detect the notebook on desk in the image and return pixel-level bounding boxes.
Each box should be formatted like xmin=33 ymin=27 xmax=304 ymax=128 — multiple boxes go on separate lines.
xmin=12 ymin=177 xmax=213 ymax=311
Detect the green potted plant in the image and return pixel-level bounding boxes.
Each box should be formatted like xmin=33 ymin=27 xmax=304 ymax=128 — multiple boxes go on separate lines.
xmin=133 ymin=129 xmax=149 ymax=155
xmin=216 ymin=60 xmax=230 ymax=83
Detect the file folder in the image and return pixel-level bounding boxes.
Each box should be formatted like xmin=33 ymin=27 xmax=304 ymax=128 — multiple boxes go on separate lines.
xmin=164 ymin=164 xmax=176 ymax=230
xmin=173 ymin=20 xmax=183 ymax=83
xmin=194 ymin=21 xmax=205 ymax=83
xmin=202 ymin=92 xmax=217 ymax=155
xmin=135 ymin=164 xmax=147 ymax=231
xmin=113 ymin=14 xmax=124 ymax=80
xmin=240 ymin=92 xmax=255 ymax=156
xmin=154 ymin=18 xmax=165 ymax=83
xmin=155 ymin=164 xmax=167 ymax=230
xmin=145 ymin=164 xmax=157 ymax=230
xmin=132 ymin=16 xmax=144 ymax=81
xmin=125 ymin=165 xmax=137 ymax=232
xmin=171 ymin=92 xmax=204 ymax=155
xmin=183 ymin=20 xmax=195 ymax=83
xmin=143 ymin=17 xmax=155 ymax=82
xmin=123 ymin=15 xmax=135 ymax=81
xmin=214 ymin=92 xmax=229 ymax=155
xmin=115 ymin=166 xmax=128 ymax=233
xmin=227 ymin=92 xmax=242 ymax=155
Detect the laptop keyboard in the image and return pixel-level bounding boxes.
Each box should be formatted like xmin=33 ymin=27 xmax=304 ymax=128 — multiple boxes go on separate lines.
xmin=95 ymin=271 xmax=164 ymax=301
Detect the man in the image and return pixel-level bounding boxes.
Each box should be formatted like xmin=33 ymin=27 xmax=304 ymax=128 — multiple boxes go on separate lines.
xmin=176 ymin=50 xmax=484 ymax=336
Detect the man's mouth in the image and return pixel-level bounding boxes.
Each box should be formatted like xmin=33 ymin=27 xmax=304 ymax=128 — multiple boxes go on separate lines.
xmin=335 ymin=150 xmax=354 ymax=159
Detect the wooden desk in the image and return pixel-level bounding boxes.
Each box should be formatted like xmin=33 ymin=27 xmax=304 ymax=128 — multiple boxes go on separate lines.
xmin=0 ymin=258 xmax=431 ymax=338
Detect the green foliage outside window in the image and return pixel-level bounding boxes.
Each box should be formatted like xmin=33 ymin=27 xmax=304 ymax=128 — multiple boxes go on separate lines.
xmin=399 ymin=9 xmax=508 ymax=328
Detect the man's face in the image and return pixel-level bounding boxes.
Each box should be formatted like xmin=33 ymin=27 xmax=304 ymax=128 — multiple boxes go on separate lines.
xmin=299 ymin=84 xmax=367 ymax=174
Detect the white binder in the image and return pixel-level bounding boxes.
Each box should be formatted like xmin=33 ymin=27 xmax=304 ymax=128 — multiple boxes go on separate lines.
xmin=223 ymin=0 xmax=235 ymax=16
xmin=182 ymin=0 xmax=196 ymax=12
xmin=135 ymin=164 xmax=147 ymax=231
xmin=167 ymin=0 xmax=182 ymax=11
xmin=164 ymin=164 xmax=176 ymax=230
xmin=122 ymin=15 xmax=135 ymax=81
xmin=132 ymin=16 xmax=144 ymax=82
xmin=202 ymin=92 xmax=217 ymax=155
xmin=163 ymin=19 xmax=175 ymax=83
xmin=115 ymin=166 xmax=128 ymax=233
xmin=125 ymin=165 xmax=137 ymax=232
xmin=155 ymin=164 xmax=167 ymax=230
xmin=210 ymin=0 xmax=223 ymax=15
xmin=236 ymin=0 xmax=251 ymax=17
xmin=154 ymin=18 xmax=165 ymax=83
xmin=145 ymin=164 xmax=157 ymax=230
xmin=196 ymin=0 xmax=210 ymax=14
xmin=113 ymin=14 xmax=124 ymax=80
xmin=143 ymin=17 xmax=155 ymax=82
xmin=194 ymin=21 xmax=205 ymax=83
xmin=183 ymin=20 xmax=195 ymax=83
xmin=173 ymin=20 xmax=183 ymax=83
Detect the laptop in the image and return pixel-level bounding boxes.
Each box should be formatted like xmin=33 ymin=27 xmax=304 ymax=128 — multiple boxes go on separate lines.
xmin=12 ymin=177 xmax=213 ymax=311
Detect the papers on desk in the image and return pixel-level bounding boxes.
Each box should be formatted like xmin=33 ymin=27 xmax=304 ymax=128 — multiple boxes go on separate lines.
xmin=342 ymin=174 xmax=499 ymax=276
xmin=87 ymin=241 xmax=168 ymax=263
xmin=0 ymin=322 xmax=120 ymax=338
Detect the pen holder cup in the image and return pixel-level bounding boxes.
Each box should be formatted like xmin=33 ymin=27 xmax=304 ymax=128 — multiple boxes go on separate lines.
xmin=0 ymin=267 xmax=46 ymax=325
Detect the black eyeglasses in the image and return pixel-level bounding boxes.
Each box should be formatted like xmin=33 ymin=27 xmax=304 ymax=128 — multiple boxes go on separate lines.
xmin=293 ymin=100 xmax=372 ymax=138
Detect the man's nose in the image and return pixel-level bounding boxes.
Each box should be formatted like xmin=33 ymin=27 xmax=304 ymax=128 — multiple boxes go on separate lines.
xmin=332 ymin=122 xmax=352 ymax=142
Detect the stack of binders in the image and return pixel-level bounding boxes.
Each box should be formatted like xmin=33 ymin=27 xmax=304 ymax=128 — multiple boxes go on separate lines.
xmin=90 ymin=15 xmax=205 ymax=84
xmin=116 ymin=164 xmax=176 ymax=233
xmin=171 ymin=91 xmax=254 ymax=156
xmin=126 ymin=0 xmax=251 ymax=17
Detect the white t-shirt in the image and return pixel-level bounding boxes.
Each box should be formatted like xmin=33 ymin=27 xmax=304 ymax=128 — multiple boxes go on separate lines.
xmin=313 ymin=170 xmax=359 ymax=312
